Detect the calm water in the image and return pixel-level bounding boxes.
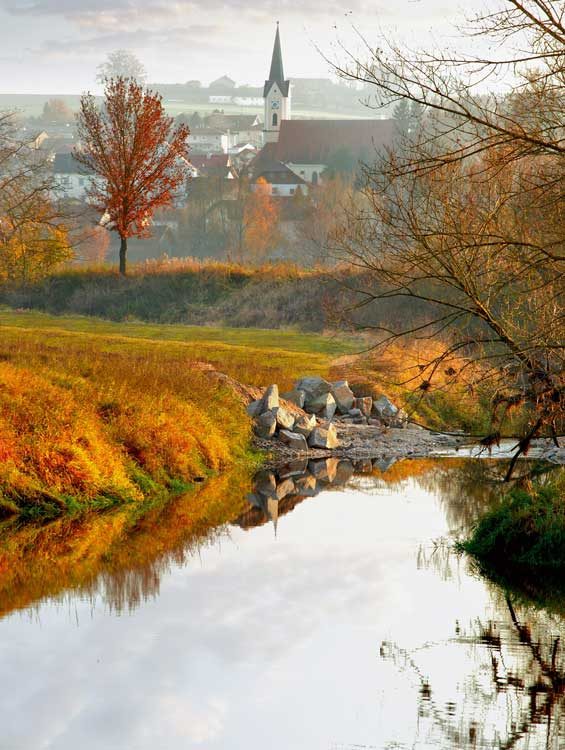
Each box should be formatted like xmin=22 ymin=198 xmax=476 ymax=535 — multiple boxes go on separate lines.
xmin=1 ymin=457 xmax=564 ymax=749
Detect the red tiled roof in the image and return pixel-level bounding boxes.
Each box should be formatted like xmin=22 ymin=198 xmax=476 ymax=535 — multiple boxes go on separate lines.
xmin=272 ymin=119 xmax=395 ymax=164
xmin=190 ymin=154 xmax=230 ymax=170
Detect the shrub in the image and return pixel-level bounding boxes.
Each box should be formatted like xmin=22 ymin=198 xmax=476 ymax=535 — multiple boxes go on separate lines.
xmin=461 ymin=474 xmax=565 ymax=568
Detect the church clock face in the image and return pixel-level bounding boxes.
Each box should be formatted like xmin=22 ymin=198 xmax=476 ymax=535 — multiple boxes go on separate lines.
xmin=272 ymin=100 xmax=280 ymax=110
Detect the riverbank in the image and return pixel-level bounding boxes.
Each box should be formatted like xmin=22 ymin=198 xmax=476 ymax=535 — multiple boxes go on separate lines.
xmin=0 ymin=313 xmax=353 ymax=518
xmin=0 ymin=310 xmax=551 ymax=519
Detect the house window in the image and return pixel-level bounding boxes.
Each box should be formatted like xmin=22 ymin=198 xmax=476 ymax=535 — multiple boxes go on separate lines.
xmin=290 ymin=188 xmax=295 ymax=195
xmin=272 ymin=113 xmax=278 ymax=127
xmin=272 ymin=186 xmax=279 ymax=195
xmin=312 ymin=171 xmax=319 ymax=185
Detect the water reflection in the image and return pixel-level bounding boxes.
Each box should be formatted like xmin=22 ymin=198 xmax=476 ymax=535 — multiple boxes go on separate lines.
xmin=0 ymin=468 xmax=252 ymax=617
xmin=1 ymin=457 xmax=564 ymax=749
xmin=381 ymin=592 xmax=565 ymax=748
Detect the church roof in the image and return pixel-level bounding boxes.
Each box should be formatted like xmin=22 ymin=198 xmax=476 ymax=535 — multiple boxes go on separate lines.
xmin=271 ymin=119 xmax=395 ymax=164
xmin=250 ymin=145 xmax=305 ymax=185
xmin=264 ymin=24 xmax=290 ymax=98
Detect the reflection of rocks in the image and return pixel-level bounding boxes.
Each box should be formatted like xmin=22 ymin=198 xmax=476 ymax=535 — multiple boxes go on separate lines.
xmin=236 ymin=455 xmax=411 ymax=532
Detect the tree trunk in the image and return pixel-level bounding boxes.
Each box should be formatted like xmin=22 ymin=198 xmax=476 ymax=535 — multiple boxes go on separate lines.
xmin=119 ymin=236 xmax=127 ymax=275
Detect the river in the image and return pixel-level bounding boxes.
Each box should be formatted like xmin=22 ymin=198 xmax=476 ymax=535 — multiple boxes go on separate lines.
xmin=1 ymin=456 xmax=564 ymax=749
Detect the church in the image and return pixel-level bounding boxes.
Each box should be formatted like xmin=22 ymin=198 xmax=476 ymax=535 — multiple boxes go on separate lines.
xmin=252 ymin=23 xmax=395 ymax=195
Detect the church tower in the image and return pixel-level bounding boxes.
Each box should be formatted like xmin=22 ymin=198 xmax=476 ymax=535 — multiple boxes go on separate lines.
xmin=263 ymin=23 xmax=291 ymax=144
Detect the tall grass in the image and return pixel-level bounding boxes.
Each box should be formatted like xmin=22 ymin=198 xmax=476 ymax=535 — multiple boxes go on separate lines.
xmin=0 ymin=313 xmax=348 ymax=517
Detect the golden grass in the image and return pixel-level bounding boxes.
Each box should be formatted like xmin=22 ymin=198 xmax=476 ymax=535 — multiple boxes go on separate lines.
xmin=0 ymin=312 xmax=348 ymax=516
xmin=330 ymin=338 xmax=495 ymax=432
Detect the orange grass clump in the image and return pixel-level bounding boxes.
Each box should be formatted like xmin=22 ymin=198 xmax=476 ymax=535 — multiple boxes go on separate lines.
xmin=0 ymin=363 xmax=137 ymax=507
xmin=0 ymin=328 xmax=256 ymax=516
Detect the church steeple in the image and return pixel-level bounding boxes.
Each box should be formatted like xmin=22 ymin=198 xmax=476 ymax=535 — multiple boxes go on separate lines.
xmin=263 ymin=23 xmax=291 ymax=144
xmin=268 ymin=23 xmax=285 ymax=87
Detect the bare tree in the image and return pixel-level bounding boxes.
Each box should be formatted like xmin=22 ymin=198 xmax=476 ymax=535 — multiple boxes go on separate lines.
xmin=96 ymin=50 xmax=147 ymax=85
xmin=0 ymin=112 xmax=72 ymax=282
xmin=329 ymin=1 xmax=565 ymax=474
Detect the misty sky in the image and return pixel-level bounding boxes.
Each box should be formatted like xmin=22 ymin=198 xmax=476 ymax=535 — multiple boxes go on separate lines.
xmin=0 ymin=1 xmax=469 ymax=94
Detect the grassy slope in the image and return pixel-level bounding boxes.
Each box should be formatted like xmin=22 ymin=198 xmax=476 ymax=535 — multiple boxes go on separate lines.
xmin=0 ymin=311 xmax=353 ymax=518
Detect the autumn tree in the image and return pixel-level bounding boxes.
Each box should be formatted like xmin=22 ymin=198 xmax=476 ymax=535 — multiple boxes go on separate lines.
xmin=232 ymin=177 xmax=280 ymax=264
xmin=74 ymin=78 xmax=190 ymax=274
xmin=96 ymin=50 xmax=147 ymax=85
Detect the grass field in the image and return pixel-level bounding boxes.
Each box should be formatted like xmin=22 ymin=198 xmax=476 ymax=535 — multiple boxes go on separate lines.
xmin=0 ymin=311 xmax=352 ymax=518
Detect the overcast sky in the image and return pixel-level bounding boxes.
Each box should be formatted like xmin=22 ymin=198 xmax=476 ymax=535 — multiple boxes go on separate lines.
xmin=0 ymin=1 xmax=473 ymax=94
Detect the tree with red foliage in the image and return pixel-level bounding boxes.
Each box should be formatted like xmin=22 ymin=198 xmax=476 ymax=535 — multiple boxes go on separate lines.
xmin=74 ymin=78 xmax=190 ymax=274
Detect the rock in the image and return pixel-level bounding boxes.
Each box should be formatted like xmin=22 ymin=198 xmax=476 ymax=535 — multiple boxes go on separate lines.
xmin=261 ymin=384 xmax=279 ymax=412
xmin=273 ymin=406 xmax=295 ymax=431
xmin=373 ymin=456 xmax=397 ymax=472
xmin=254 ymin=411 xmax=276 ymax=438
xmin=255 ymin=470 xmax=276 ymax=496
xmin=335 ymin=459 xmax=354 ymax=483
xmin=246 ymin=492 xmax=264 ymax=508
xmin=372 ymin=395 xmax=398 ymax=420
xmin=294 ymin=474 xmax=317 ymax=496
xmin=354 ymin=396 xmax=373 ymax=418
xmin=331 ymin=380 xmax=355 ymax=414
xmin=348 ymin=408 xmax=363 ymax=418
xmin=390 ymin=408 xmax=409 ymax=427
xmin=307 ymin=392 xmax=337 ymax=420
xmin=275 ymin=477 xmax=295 ymax=500
xmin=279 ymin=429 xmax=308 ymax=452
xmin=277 ymin=458 xmax=309 ymax=479
xmin=308 ymin=457 xmax=339 ymax=483
xmin=368 ymin=418 xmax=382 ymax=427
xmin=246 ymin=399 xmax=263 ymax=417
xmin=282 ymin=388 xmax=306 ymax=408
xmin=293 ymin=413 xmax=317 ymax=438
xmin=352 ymin=416 xmax=367 ymax=425
xmin=295 ymin=376 xmax=332 ymax=401
xmin=308 ymin=423 xmax=340 ymax=449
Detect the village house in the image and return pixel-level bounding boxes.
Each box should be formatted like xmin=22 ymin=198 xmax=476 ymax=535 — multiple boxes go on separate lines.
xmin=189 ymin=127 xmax=235 ymax=154
xmin=52 ymin=152 xmax=96 ymax=200
xmin=189 ymin=153 xmax=238 ymax=180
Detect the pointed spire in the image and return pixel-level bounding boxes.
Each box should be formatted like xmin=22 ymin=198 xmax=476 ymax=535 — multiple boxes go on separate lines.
xmin=269 ymin=22 xmax=285 ymax=84
xmin=264 ymin=22 xmax=290 ymax=98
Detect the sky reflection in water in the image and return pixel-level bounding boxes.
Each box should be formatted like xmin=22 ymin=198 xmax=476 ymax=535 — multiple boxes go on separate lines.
xmin=1 ymin=458 xmax=564 ymax=750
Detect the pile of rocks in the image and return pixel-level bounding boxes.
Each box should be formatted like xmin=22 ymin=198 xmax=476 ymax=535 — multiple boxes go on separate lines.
xmin=247 ymin=376 xmax=409 ymax=453
xmin=286 ymin=376 xmax=408 ymax=428
xmin=247 ymin=382 xmax=339 ymax=452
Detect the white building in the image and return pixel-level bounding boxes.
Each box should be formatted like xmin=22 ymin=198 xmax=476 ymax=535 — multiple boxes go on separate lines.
xmin=189 ymin=127 xmax=235 ymax=154
xmin=52 ymin=152 xmax=96 ymax=200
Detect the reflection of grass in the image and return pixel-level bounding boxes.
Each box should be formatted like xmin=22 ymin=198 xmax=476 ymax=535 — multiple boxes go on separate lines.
xmin=0 ymin=314 xmax=345 ymax=517
xmin=0 ymin=467 xmax=253 ymax=618
xmin=460 ymin=471 xmax=565 ymax=570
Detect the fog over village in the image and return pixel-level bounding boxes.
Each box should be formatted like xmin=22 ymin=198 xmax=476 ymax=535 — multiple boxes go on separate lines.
xmin=0 ymin=2 xmax=564 ymax=749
